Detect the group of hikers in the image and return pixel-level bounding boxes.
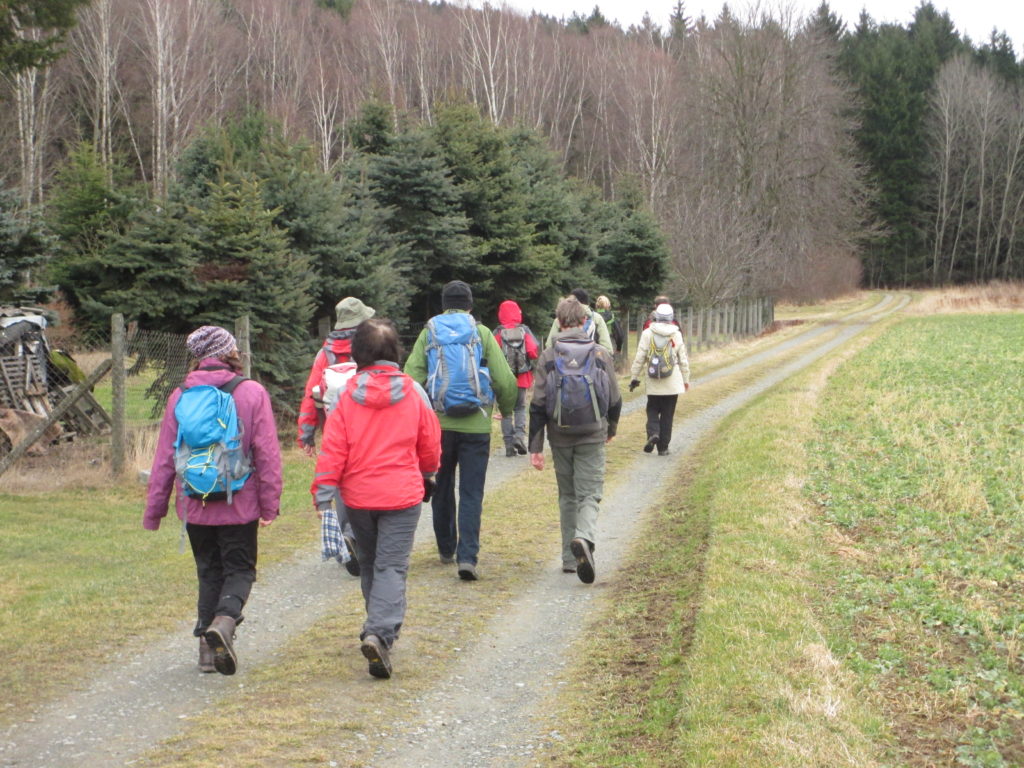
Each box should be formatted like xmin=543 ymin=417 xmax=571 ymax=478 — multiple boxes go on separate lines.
xmin=142 ymin=282 xmax=691 ymax=680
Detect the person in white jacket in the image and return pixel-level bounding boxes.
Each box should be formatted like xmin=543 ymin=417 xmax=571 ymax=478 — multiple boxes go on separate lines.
xmin=629 ymin=303 xmax=690 ymax=455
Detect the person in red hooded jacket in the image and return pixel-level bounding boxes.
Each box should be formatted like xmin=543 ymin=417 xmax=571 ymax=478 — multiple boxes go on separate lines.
xmin=296 ymin=297 xmax=376 ymax=577
xmin=311 ymin=318 xmax=441 ymax=679
xmin=494 ymin=300 xmax=540 ymax=457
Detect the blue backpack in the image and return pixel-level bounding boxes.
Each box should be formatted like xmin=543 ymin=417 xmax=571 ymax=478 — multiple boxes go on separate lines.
xmin=173 ymin=375 xmax=251 ymax=502
xmin=425 ymin=313 xmax=494 ymax=417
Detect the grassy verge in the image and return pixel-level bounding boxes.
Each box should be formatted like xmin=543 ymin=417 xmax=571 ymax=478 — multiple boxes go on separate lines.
xmin=543 ymin=310 xmax=895 ymax=766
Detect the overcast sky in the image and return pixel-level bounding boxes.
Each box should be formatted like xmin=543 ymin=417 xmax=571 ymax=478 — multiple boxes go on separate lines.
xmin=477 ymin=0 xmax=1022 ymax=53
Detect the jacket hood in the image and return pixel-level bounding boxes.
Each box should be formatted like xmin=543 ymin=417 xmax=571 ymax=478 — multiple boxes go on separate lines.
xmin=183 ymin=361 xmax=242 ymax=389
xmin=345 ymin=363 xmax=411 ymax=410
xmin=649 ymin=321 xmax=677 ymax=337
xmin=324 ymin=327 xmax=356 ymax=353
xmin=498 ymin=300 xmax=522 ymax=327
xmin=553 ymin=327 xmax=592 ymax=343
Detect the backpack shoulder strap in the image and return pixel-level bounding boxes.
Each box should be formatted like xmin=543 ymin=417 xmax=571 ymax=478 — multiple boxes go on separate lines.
xmin=219 ymin=375 xmax=247 ymax=395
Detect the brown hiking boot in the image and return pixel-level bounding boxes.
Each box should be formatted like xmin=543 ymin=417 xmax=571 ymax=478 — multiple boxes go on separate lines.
xmin=361 ymin=634 xmax=392 ymax=679
xmin=198 ymin=636 xmax=215 ymax=673
xmin=204 ymin=615 xmax=238 ymax=676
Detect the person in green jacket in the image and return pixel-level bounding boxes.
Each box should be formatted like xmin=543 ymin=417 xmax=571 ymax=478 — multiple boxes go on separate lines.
xmin=404 ymin=280 xmax=518 ymax=581
xmin=545 ymin=288 xmax=614 ymax=353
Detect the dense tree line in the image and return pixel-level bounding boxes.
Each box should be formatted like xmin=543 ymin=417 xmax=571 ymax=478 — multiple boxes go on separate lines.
xmin=825 ymin=3 xmax=1024 ymax=285
xmin=1 ymin=104 xmax=665 ymax=408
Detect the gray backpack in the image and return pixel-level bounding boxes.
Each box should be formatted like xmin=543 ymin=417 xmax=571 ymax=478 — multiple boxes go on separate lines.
xmin=544 ymin=339 xmax=611 ymax=434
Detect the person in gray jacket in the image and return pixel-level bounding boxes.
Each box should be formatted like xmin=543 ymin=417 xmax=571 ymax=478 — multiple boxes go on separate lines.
xmin=629 ymin=302 xmax=690 ymax=456
xmin=529 ymin=296 xmax=622 ymax=583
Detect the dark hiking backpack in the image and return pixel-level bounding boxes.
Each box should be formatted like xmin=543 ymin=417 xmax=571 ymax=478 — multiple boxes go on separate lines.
xmin=544 ymin=339 xmax=611 ymax=435
xmin=425 ymin=313 xmax=494 ymax=417
xmin=499 ymin=325 xmax=532 ymax=375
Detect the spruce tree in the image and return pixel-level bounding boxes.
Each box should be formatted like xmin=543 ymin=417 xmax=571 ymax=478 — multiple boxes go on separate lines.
xmin=188 ymin=177 xmax=315 ymax=409
xmin=593 ymin=181 xmax=668 ymax=308
xmin=83 ymin=202 xmax=200 ymax=331
xmin=430 ymin=104 xmax=552 ymax=321
xmin=357 ymin=127 xmax=478 ymax=324
xmin=45 ymin=144 xmax=137 ymax=325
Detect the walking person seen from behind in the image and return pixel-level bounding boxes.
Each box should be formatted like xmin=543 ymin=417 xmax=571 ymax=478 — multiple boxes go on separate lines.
xmin=296 ymin=296 xmax=377 ymax=577
xmin=143 ymin=325 xmax=282 ymax=676
xmin=404 ymin=280 xmax=518 ymax=582
xmin=630 ymin=303 xmax=690 ymax=456
xmin=312 ymin=318 xmax=441 ymax=679
xmin=494 ymin=299 xmax=540 ymax=457
xmin=529 ymin=296 xmax=622 ymax=583
xmin=545 ymin=287 xmax=614 ymax=353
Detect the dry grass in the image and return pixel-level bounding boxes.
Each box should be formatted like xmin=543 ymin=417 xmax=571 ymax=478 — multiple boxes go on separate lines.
xmin=909 ymin=280 xmax=1024 ymax=315
xmin=0 ymin=437 xmax=113 ymax=494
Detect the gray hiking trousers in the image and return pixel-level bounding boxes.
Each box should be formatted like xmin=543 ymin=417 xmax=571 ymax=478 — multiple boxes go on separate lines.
xmin=550 ymin=442 xmax=605 ymax=567
xmin=347 ymin=503 xmax=421 ymax=648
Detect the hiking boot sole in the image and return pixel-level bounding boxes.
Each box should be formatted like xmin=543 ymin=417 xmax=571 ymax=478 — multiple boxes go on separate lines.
xmin=361 ymin=636 xmax=392 ymax=679
xmin=643 ymin=436 xmax=658 ymax=453
xmin=457 ymin=563 xmax=478 ymax=581
xmin=570 ymin=538 xmax=595 ymax=584
xmin=204 ymin=627 xmax=237 ymax=676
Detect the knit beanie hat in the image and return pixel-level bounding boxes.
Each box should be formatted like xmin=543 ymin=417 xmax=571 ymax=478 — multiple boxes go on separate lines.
xmin=334 ymin=297 xmax=375 ymax=330
xmin=570 ymin=287 xmax=590 ymax=306
xmin=186 ymin=325 xmax=236 ymax=360
xmin=441 ymin=280 xmax=473 ymax=311
xmin=654 ymin=303 xmax=674 ymax=323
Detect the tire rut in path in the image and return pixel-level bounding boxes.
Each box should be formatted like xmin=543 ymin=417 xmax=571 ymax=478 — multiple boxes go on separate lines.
xmin=0 ymin=295 xmax=904 ymax=768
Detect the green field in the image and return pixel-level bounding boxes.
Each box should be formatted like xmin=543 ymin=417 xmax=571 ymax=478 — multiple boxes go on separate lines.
xmin=810 ymin=315 xmax=1024 ymax=767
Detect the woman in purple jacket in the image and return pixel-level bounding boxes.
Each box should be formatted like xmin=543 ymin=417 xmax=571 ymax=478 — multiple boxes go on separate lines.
xmin=143 ymin=326 xmax=282 ymax=675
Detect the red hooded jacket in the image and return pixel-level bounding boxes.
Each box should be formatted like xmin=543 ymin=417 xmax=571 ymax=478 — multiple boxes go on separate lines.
xmin=297 ymin=329 xmax=356 ymax=449
xmin=493 ymin=300 xmax=540 ymax=388
xmin=311 ymin=363 xmax=441 ymax=511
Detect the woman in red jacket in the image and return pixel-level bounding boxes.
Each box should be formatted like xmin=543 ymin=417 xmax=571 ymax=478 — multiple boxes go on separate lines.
xmin=311 ymin=318 xmax=441 ymax=679
xmin=494 ymin=299 xmax=540 ymax=456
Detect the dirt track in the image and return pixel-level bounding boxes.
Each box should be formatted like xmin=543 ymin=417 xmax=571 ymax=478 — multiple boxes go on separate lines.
xmin=0 ymin=294 xmax=907 ymax=768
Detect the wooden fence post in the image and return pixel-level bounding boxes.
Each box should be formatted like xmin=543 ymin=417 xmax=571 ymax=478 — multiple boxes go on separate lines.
xmin=111 ymin=313 xmax=126 ymax=477
xmin=236 ymin=315 xmax=251 ymax=378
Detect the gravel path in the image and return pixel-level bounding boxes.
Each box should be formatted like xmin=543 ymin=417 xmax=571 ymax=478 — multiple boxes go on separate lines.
xmin=0 ymin=294 xmax=905 ymax=768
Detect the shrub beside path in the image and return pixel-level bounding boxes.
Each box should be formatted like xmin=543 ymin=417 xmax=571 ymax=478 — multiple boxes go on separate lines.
xmin=0 ymin=294 xmax=907 ymax=768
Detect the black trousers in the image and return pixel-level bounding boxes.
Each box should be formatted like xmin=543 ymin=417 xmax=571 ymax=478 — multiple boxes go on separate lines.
xmin=645 ymin=394 xmax=679 ymax=452
xmin=187 ymin=520 xmax=259 ymax=636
